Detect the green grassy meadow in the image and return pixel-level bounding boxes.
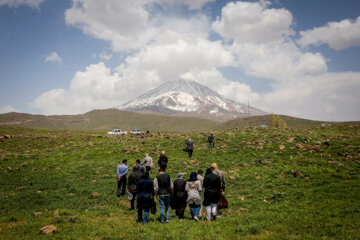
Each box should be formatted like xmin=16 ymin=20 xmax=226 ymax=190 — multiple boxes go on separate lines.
xmin=0 ymin=126 xmax=359 ymax=239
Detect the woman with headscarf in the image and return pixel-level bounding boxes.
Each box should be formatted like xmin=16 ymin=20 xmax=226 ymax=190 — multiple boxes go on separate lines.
xmin=185 ymin=172 xmax=202 ymax=221
xmin=136 ymin=172 xmax=155 ymax=224
xmin=173 ymin=172 xmax=188 ymax=220
xmin=203 ymin=168 xmax=221 ymax=221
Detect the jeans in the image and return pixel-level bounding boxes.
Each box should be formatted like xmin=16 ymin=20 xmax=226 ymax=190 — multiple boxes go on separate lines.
xmin=145 ymin=166 xmax=151 ymax=172
xmin=189 ymin=204 xmax=201 ymax=218
xmin=159 ymin=195 xmax=170 ymax=223
xmin=138 ymin=207 xmax=150 ymax=225
xmin=208 ymin=142 xmax=214 ymax=149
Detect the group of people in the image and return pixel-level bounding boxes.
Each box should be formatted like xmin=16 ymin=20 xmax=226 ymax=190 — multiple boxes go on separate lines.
xmin=116 ymin=147 xmax=226 ymax=225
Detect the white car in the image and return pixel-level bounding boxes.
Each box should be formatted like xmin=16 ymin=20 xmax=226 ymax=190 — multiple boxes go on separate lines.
xmin=131 ymin=129 xmax=144 ymax=135
xmin=107 ymin=129 xmax=127 ymax=135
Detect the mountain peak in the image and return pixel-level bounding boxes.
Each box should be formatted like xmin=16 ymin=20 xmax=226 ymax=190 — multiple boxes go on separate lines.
xmin=118 ymin=80 xmax=265 ymax=121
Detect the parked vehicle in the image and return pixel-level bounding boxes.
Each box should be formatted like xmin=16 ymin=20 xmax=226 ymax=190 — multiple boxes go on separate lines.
xmin=131 ymin=129 xmax=144 ymax=135
xmin=107 ymin=129 xmax=127 ymax=135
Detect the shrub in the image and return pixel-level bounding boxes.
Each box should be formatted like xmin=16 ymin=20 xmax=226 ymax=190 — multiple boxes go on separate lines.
xmin=270 ymin=114 xmax=288 ymax=128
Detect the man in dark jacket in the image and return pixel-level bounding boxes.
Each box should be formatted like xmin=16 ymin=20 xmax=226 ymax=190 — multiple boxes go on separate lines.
xmin=133 ymin=159 xmax=145 ymax=174
xmin=154 ymin=168 xmax=174 ymax=223
xmin=127 ymin=166 xmax=143 ymax=210
xmin=185 ymin=138 xmax=195 ymax=159
xmin=158 ymin=150 xmax=168 ymax=171
xmin=136 ymin=172 xmax=155 ymax=225
xmin=173 ymin=172 xmax=187 ymax=220
xmin=208 ymin=133 xmax=215 ymax=149
xmin=203 ymin=168 xmax=221 ymax=221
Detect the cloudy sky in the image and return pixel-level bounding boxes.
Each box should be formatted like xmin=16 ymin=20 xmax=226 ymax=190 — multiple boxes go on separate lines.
xmin=1 ymin=0 xmax=360 ymax=121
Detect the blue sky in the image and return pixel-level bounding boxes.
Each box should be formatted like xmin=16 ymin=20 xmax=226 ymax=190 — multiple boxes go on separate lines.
xmin=0 ymin=0 xmax=359 ymax=121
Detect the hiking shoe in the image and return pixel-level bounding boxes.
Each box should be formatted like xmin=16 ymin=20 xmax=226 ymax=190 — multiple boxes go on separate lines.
xmin=212 ymin=215 xmax=216 ymax=221
xmin=166 ymin=220 xmax=170 ymax=223
xmin=194 ymin=216 xmax=199 ymax=222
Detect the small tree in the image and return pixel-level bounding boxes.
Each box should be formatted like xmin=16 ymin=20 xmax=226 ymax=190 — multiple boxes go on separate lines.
xmin=270 ymin=114 xmax=287 ymax=128
xmin=270 ymin=113 xmax=277 ymax=128
xmin=278 ymin=116 xmax=288 ymax=128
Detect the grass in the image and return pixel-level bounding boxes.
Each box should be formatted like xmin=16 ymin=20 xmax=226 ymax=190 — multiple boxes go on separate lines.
xmin=0 ymin=125 xmax=359 ymax=239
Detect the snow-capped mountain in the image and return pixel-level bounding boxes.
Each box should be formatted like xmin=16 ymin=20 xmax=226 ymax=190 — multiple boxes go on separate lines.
xmin=118 ymin=80 xmax=266 ymax=121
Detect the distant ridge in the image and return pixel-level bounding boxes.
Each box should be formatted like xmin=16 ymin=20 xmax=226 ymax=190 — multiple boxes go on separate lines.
xmin=0 ymin=109 xmax=344 ymax=132
xmin=118 ymin=79 xmax=266 ymax=121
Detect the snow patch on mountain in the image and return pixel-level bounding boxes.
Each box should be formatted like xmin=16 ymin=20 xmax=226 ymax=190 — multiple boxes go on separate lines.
xmin=118 ymin=79 xmax=265 ymax=119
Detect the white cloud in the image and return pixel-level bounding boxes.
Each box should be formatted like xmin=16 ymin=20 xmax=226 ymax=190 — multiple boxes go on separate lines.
xmin=0 ymin=0 xmax=44 ymax=9
xmin=119 ymin=36 xmax=235 ymax=81
xmin=64 ymin=0 xmax=211 ymax=52
xmin=212 ymin=0 xmax=294 ymax=44
xmin=259 ymin=72 xmax=360 ymax=121
xmin=30 ymin=62 xmax=124 ymax=115
xmin=297 ymin=16 xmax=360 ymax=50
xmin=44 ymin=52 xmax=62 ymax=64
xmin=231 ymin=41 xmax=327 ymax=81
xmin=0 ymin=105 xmax=18 ymax=114
xmin=99 ymin=51 xmax=112 ymax=60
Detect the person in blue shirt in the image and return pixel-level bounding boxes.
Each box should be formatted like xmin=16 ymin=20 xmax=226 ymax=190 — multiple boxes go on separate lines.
xmin=117 ymin=159 xmax=128 ymax=197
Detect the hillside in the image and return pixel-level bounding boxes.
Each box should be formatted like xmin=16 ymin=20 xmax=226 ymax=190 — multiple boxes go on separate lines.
xmin=0 ymin=125 xmax=359 ymax=239
xmin=222 ymin=114 xmax=324 ymax=128
xmin=1 ymin=110 xmax=355 ymax=132
xmin=0 ymin=109 xmax=221 ymax=132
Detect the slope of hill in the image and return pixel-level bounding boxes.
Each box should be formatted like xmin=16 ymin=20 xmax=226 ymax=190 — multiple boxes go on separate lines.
xmin=1 ymin=110 xmax=355 ymax=132
xmin=0 ymin=109 xmax=221 ymax=132
xmin=222 ymin=114 xmax=324 ymax=128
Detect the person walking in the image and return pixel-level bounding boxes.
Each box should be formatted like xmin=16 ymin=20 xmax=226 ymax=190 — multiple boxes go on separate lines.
xmin=173 ymin=172 xmax=188 ymax=220
xmin=158 ymin=151 xmax=168 ymax=171
xmin=154 ymin=168 xmax=174 ymax=223
xmin=197 ymin=169 xmax=204 ymax=218
xmin=211 ymin=163 xmax=225 ymax=216
xmin=208 ymin=133 xmax=215 ymax=149
xmin=136 ymin=172 xmax=155 ymax=224
xmin=211 ymin=163 xmax=226 ymax=193
xmin=142 ymin=153 xmax=153 ymax=172
xmin=185 ymin=172 xmax=202 ymax=222
xmin=127 ymin=166 xmax=143 ymax=210
xmin=117 ymin=160 xmax=128 ymax=197
xmin=203 ymin=168 xmax=221 ymax=221
xmin=133 ymin=159 xmax=145 ymax=174
xmin=185 ymin=139 xmax=195 ymax=159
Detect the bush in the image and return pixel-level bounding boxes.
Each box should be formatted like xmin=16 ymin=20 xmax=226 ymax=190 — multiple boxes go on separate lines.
xmin=270 ymin=114 xmax=288 ymax=128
